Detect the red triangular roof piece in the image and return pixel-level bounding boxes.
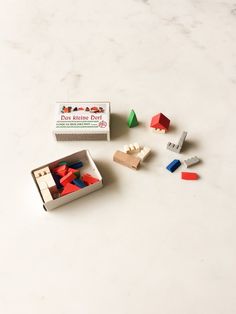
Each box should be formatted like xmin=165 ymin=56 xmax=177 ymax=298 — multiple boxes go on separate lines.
xmin=61 ymin=183 xmax=80 ymax=196
xmin=150 ymin=113 xmax=170 ymax=130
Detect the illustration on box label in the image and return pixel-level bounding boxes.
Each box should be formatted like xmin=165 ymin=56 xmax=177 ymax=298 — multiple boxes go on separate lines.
xmin=61 ymin=105 xmax=105 ymax=114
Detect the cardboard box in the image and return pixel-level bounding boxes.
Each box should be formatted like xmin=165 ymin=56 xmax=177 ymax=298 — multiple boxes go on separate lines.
xmin=53 ymin=102 xmax=110 ymax=141
xmin=31 ymin=150 xmax=103 ymax=211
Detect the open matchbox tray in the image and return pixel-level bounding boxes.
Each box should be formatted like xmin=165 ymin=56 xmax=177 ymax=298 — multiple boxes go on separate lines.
xmin=31 ymin=150 xmax=103 ymax=211
xmin=53 ymin=102 xmax=110 ymax=141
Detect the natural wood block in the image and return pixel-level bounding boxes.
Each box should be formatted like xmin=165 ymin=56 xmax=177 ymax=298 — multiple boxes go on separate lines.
xmin=113 ymin=150 xmax=141 ymax=170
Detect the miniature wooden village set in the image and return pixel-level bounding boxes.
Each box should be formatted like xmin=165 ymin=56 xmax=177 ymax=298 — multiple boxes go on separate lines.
xmin=32 ymin=150 xmax=103 ymax=211
xmin=32 ymin=105 xmax=201 ymax=211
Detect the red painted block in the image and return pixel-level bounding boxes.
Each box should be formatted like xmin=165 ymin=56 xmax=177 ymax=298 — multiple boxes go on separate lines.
xmin=60 ymin=183 xmax=80 ymax=196
xmin=68 ymin=168 xmax=80 ymax=176
xmin=53 ymin=165 xmax=68 ymax=177
xmin=60 ymin=171 xmax=76 ymax=186
xmin=181 ymin=172 xmax=199 ymax=180
xmin=81 ymin=173 xmax=99 ymax=185
xmin=150 ymin=113 xmax=170 ymax=131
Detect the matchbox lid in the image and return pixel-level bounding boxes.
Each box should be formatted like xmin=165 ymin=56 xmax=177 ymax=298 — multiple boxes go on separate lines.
xmin=53 ymin=102 xmax=110 ymax=137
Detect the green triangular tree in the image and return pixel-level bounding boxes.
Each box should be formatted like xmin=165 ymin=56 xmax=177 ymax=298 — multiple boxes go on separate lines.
xmin=127 ymin=109 xmax=138 ymax=128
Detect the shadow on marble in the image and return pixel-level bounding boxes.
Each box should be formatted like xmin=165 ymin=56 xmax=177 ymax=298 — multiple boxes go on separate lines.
xmin=95 ymin=159 xmax=118 ymax=187
xmin=182 ymin=139 xmax=200 ymax=153
xmin=136 ymin=121 xmax=146 ymax=128
xmin=110 ymin=113 xmax=128 ymax=139
xmin=168 ymin=123 xmax=178 ymax=133
xmin=50 ymin=187 xmax=105 ymax=215
xmin=139 ymin=150 xmax=157 ymax=171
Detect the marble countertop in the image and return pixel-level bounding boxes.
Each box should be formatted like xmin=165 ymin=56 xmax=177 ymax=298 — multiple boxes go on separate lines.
xmin=1 ymin=0 xmax=236 ymax=313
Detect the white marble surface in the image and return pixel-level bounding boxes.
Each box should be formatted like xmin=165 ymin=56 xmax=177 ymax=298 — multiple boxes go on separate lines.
xmin=1 ymin=0 xmax=236 ymax=313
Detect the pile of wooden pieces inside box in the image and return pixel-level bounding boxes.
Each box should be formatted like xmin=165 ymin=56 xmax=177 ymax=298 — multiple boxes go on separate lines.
xmin=33 ymin=160 xmax=100 ymax=203
xmin=113 ymin=110 xmax=201 ymax=180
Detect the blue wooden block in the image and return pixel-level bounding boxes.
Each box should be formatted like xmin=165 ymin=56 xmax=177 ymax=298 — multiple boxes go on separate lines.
xmin=73 ymin=178 xmax=87 ymax=188
xmin=166 ymin=159 xmax=181 ymax=173
xmin=69 ymin=161 xmax=83 ymax=169
xmin=52 ymin=173 xmax=64 ymax=189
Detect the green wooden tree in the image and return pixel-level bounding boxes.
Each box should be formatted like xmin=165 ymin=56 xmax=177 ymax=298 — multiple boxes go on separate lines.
xmin=127 ymin=109 xmax=138 ymax=128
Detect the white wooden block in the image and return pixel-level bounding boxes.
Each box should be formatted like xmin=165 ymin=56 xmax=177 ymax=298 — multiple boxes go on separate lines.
xmin=36 ymin=173 xmax=56 ymax=191
xmin=153 ymin=128 xmax=166 ymax=133
xmin=184 ymin=156 xmax=200 ymax=168
xmin=37 ymin=181 xmax=53 ymax=203
xmin=123 ymin=145 xmax=130 ymax=153
xmin=34 ymin=167 xmax=58 ymax=195
xmin=129 ymin=144 xmax=135 ymax=153
xmin=41 ymin=188 xmax=53 ymax=203
xmin=167 ymin=131 xmax=187 ymax=153
xmin=38 ymin=181 xmax=48 ymax=190
xmin=133 ymin=142 xmax=141 ymax=152
xmin=34 ymin=166 xmax=50 ymax=178
xmin=137 ymin=147 xmax=151 ymax=161
xmin=125 ymin=142 xmax=141 ymax=154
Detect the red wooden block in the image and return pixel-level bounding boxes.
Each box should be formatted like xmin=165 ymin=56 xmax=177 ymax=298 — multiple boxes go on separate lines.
xmin=181 ymin=172 xmax=199 ymax=180
xmin=60 ymin=171 xmax=76 ymax=187
xmin=150 ymin=113 xmax=170 ymax=131
xmin=68 ymin=168 xmax=80 ymax=176
xmin=60 ymin=183 xmax=80 ymax=196
xmin=53 ymin=165 xmax=68 ymax=177
xmin=81 ymin=173 xmax=99 ymax=185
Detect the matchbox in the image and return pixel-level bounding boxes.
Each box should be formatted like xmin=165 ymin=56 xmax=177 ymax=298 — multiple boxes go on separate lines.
xmin=53 ymin=102 xmax=110 ymax=141
xmin=31 ymin=150 xmax=103 ymax=211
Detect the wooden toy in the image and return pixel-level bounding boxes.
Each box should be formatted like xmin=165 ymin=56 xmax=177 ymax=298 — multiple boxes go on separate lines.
xmin=53 ymin=164 xmax=68 ymax=177
xmin=129 ymin=144 xmax=135 ymax=152
xmin=67 ymin=168 xmax=80 ymax=176
xmin=123 ymin=145 xmax=130 ymax=153
xmin=31 ymin=150 xmax=103 ymax=211
xmin=60 ymin=183 xmax=80 ymax=196
xmin=113 ymin=150 xmax=141 ymax=170
xmin=36 ymin=173 xmax=57 ymax=192
xmin=60 ymin=172 xmax=77 ymax=187
xmin=133 ymin=143 xmax=141 ymax=152
xmin=137 ymin=147 xmax=151 ymax=161
xmin=34 ymin=166 xmax=51 ymax=178
xmin=184 ymin=156 xmax=200 ymax=168
xmin=150 ymin=113 xmax=170 ymax=132
xmin=73 ymin=178 xmax=87 ymax=188
xmin=166 ymin=159 xmax=181 ymax=173
xmin=58 ymin=161 xmax=69 ymax=166
xmin=181 ymin=172 xmax=199 ymax=180
xmin=81 ymin=173 xmax=100 ymax=185
xmin=52 ymin=173 xmax=64 ymax=190
xmin=69 ymin=161 xmax=83 ymax=169
xmin=167 ymin=131 xmax=187 ymax=153
xmin=38 ymin=182 xmax=54 ymax=203
xmin=127 ymin=109 xmax=138 ymax=128
xmin=123 ymin=143 xmax=141 ymax=154
xmin=34 ymin=166 xmax=57 ymax=193
xmin=54 ymin=102 xmax=110 ymax=141
xmin=33 ymin=166 xmax=58 ymax=203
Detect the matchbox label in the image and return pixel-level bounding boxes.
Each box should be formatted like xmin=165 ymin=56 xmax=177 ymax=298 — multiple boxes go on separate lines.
xmin=54 ymin=102 xmax=110 ymax=133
